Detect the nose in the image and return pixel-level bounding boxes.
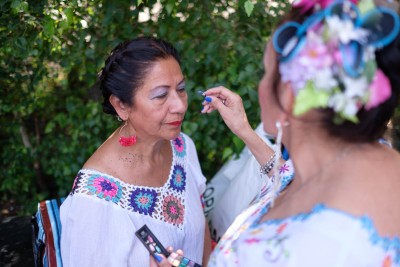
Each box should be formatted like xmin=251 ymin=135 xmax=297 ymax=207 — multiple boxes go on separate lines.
xmin=169 ymin=91 xmax=187 ymax=114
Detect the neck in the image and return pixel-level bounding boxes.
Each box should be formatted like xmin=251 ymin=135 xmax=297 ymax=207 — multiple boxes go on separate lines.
xmin=285 ymin=127 xmax=358 ymax=185
xmin=111 ymin=129 xmax=170 ymax=162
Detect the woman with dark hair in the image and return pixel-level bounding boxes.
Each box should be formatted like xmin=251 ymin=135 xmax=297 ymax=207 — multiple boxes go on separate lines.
xmin=60 ymin=37 xmax=211 ymax=266
xmin=155 ymin=0 xmax=400 ymax=266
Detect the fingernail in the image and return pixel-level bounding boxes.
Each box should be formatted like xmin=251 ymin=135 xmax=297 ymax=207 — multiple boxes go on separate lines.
xmin=205 ymin=96 xmax=212 ymax=102
xmin=154 ymin=253 xmax=163 ymax=263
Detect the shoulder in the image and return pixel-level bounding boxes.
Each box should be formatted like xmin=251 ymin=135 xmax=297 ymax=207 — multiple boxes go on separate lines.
xmin=82 ymin=138 xmax=121 ymax=173
xmin=328 ymin=145 xmax=400 ymax=236
xmin=178 ymin=132 xmax=194 ymax=145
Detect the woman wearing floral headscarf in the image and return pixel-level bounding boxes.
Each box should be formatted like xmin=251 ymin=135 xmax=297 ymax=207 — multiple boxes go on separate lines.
xmin=154 ymin=0 xmax=400 ymax=266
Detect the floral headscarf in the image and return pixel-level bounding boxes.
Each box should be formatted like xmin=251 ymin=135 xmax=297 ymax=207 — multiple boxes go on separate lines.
xmin=273 ymin=0 xmax=399 ymax=123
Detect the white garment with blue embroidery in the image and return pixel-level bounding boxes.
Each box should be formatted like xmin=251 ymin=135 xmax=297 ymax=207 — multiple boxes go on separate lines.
xmin=60 ymin=133 xmax=206 ymax=267
xmin=209 ymin=163 xmax=400 ymax=267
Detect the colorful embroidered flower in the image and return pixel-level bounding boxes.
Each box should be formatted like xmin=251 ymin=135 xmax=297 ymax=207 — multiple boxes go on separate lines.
xmin=276 ymin=222 xmax=288 ymax=234
xmin=173 ymin=135 xmax=186 ymax=157
xmin=129 ymin=188 xmax=158 ymax=215
xmin=279 ymin=164 xmax=290 ymax=174
xmin=162 ymin=195 xmax=184 ymax=225
xmin=382 ymin=255 xmax=392 ymax=267
xmin=169 ymin=164 xmax=186 ymax=192
xmin=86 ymin=175 xmax=123 ymax=203
xmin=244 ymin=238 xmax=261 ymax=244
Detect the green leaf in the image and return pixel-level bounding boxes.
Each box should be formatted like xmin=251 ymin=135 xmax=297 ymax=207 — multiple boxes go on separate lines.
xmin=166 ymin=0 xmax=174 ymax=15
xmin=11 ymin=0 xmax=28 ymax=14
xmin=244 ymin=1 xmax=254 ymax=17
xmin=358 ymin=0 xmax=375 ymax=14
xmin=43 ymin=17 xmax=55 ymax=38
xmin=15 ymin=37 xmax=27 ymax=49
xmin=222 ymin=147 xmax=233 ymax=161
xmin=364 ymin=60 xmax=377 ymax=83
xmin=137 ymin=0 xmax=143 ymax=6
xmin=293 ymin=81 xmax=331 ymax=116
xmin=64 ymin=8 xmax=74 ymax=26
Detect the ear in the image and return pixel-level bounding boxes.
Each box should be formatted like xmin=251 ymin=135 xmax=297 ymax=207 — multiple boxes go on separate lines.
xmin=110 ymin=95 xmax=129 ymax=120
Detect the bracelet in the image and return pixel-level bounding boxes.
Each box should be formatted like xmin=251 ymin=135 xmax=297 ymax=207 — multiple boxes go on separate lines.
xmin=260 ymin=152 xmax=276 ymax=175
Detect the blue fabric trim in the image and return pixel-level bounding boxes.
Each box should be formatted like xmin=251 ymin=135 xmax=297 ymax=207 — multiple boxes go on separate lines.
xmin=257 ymin=203 xmax=400 ymax=262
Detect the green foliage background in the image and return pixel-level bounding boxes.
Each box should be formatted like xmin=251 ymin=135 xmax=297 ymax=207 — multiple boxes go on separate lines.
xmin=0 ymin=0 xmax=290 ymax=214
xmin=1 ymin=0 xmax=399 ymax=215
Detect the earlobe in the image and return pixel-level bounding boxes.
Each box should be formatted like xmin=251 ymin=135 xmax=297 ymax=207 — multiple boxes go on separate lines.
xmin=110 ymin=95 xmax=128 ymax=120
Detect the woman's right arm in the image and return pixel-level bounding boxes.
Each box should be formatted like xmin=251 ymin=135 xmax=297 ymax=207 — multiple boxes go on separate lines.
xmin=201 ymin=86 xmax=283 ymax=171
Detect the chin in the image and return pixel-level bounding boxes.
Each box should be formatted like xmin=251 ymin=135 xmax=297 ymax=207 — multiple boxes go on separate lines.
xmin=166 ymin=129 xmax=181 ymax=140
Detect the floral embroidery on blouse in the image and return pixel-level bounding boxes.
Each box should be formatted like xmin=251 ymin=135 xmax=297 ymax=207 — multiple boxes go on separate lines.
xmin=209 ymin=171 xmax=400 ymax=266
xmin=70 ymin=133 xmax=189 ymax=229
xmin=239 ymin=222 xmax=289 ymax=263
xmin=162 ymin=195 xmax=184 ymax=225
xmin=279 ymin=163 xmax=290 ymax=174
xmin=254 ymin=159 xmax=295 ymax=203
xmin=169 ymin=164 xmax=186 ymax=192
xmin=383 ymin=255 xmax=392 ymax=267
xmin=173 ymin=135 xmax=186 ymax=158
xmin=85 ymin=174 xmax=123 ymax=203
xmin=129 ymin=188 xmax=158 ymax=215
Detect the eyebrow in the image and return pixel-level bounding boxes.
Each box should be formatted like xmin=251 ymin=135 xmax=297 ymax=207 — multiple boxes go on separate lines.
xmin=152 ymin=78 xmax=186 ymax=91
xmin=178 ymin=79 xmax=185 ymax=86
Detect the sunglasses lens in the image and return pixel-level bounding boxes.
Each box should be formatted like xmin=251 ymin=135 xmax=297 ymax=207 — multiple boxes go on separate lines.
xmin=361 ymin=8 xmax=400 ymax=48
xmin=274 ymin=22 xmax=300 ymax=52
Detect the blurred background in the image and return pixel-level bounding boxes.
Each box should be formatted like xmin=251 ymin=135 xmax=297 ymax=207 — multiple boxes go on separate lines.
xmin=1 ymin=0 xmax=399 ymax=218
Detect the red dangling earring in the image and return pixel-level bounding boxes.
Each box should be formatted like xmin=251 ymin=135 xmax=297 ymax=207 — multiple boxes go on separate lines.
xmin=118 ymin=120 xmax=137 ymax=147
xmin=119 ymin=135 xmax=137 ymax=146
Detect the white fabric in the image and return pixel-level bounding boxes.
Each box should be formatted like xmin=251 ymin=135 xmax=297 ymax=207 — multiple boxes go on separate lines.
xmin=203 ymin=123 xmax=277 ymax=241
xmin=60 ymin=133 xmax=206 ymax=267
xmin=208 ymin=180 xmax=400 ymax=267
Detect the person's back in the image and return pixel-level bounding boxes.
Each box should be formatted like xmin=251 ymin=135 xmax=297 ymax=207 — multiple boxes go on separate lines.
xmin=203 ymin=0 xmax=400 ymax=266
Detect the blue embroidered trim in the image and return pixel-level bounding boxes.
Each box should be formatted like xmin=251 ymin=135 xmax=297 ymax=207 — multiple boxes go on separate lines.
xmin=257 ymin=203 xmax=400 ymax=262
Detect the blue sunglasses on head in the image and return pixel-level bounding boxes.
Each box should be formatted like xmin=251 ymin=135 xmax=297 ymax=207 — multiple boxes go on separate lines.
xmin=273 ymin=0 xmax=400 ymax=78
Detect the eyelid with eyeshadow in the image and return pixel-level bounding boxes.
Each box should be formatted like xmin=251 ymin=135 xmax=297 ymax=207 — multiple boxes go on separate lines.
xmin=150 ymin=86 xmax=169 ymax=99
xmin=177 ymin=84 xmax=186 ymax=90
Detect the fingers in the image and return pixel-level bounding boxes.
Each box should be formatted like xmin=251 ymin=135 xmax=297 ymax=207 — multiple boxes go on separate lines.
xmin=150 ymin=253 xmax=171 ymax=267
xmin=201 ymin=96 xmax=225 ymax=114
xmin=204 ymin=86 xmax=235 ymax=99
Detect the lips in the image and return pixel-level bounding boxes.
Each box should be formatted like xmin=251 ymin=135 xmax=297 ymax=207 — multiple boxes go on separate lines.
xmin=167 ymin=121 xmax=182 ymax=126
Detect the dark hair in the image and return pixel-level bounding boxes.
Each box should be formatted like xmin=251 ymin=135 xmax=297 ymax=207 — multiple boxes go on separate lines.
xmin=98 ymin=37 xmax=181 ymax=115
xmin=272 ymin=5 xmax=400 ymax=143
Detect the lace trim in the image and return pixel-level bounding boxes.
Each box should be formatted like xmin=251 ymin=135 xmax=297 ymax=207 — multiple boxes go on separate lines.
xmin=70 ymin=134 xmax=188 ymax=229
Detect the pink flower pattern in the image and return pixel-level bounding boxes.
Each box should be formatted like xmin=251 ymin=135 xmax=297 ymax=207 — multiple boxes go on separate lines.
xmin=162 ymin=195 xmax=184 ymax=225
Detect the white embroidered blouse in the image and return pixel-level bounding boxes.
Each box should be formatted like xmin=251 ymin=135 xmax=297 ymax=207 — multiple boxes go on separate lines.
xmin=208 ymin=159 xmax=400 ymax=267
xmin=60 ymin=133 xmax=206 ymax=267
